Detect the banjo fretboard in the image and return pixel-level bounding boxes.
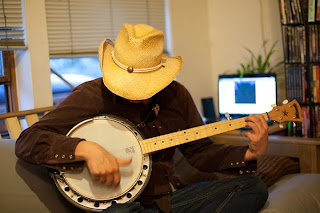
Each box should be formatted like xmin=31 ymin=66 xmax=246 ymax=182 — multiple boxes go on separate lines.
xmin=140 ymin=113 xmax=269 ymax=154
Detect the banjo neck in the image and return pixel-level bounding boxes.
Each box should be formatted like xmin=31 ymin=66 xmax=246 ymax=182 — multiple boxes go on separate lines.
xmin=140 ymin=113 xmax=269 ymax=154
xmin=140 ymin=99 xmax=303 ymax=154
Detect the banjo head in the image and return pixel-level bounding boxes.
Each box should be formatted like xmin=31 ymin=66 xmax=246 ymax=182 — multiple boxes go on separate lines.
xmin=51 ymin=115 xmax=151 ymax=212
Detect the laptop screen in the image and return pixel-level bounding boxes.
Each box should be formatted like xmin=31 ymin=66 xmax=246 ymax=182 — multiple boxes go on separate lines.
xmin=218 ymin=74 xmax=277 ymax=118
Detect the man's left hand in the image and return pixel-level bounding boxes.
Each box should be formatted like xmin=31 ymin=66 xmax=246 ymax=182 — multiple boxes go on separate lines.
xmin=244 ymin=114 xmax=269 ymax=161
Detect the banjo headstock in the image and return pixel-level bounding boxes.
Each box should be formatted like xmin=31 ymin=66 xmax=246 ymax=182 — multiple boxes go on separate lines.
xmin=268 ymin=99 xmax=302 ymax=124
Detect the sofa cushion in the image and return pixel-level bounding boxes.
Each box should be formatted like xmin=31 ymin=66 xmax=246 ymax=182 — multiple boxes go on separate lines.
xmin=255 ymin=154 xmax=300 ymax=187
xmin=0 ymin=139 xmax=84 ymax=213
xmin=260 ymin=173 xmax=320 ymax=213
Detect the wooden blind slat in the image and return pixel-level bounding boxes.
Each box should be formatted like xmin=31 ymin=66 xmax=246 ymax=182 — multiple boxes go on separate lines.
xmin=45 ymin=0 xmax=167 ymax=56
xmin=0 ymin=0 xmax=25 ymax=47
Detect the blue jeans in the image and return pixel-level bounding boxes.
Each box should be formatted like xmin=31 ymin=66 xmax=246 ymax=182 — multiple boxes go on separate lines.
xmin=102 ymin=176 xmax=268 ymax=213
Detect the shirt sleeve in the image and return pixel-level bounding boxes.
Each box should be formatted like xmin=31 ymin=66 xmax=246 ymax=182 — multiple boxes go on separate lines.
xmin=176 ymin=83 xmax=257 ymax=174
xmin=15 ymin=82 xmax=101 ymax=168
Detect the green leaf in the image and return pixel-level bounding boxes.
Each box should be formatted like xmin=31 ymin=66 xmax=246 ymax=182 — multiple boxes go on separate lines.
xmin=234 ymin=40 xmax=283 ymax=75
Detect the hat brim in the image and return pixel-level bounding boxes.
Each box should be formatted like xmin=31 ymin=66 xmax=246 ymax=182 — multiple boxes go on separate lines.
xmin=99 ymin=39 xmax=182 ymax=100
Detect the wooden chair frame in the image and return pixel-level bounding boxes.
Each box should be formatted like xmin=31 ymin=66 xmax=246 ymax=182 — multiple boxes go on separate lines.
xmin=0 ymin=106 xmax=55 ymax=139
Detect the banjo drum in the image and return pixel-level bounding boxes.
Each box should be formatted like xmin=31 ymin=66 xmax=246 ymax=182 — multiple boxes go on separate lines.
xmin=51 ymin=115 xmax=151 ymax=212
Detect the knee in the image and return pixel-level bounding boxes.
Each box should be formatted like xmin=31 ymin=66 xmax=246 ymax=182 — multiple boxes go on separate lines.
xmin=248 ymin=176 xmax=269 ymax=204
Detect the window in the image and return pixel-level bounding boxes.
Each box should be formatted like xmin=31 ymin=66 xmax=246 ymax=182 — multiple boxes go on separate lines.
xmin=0 ymin=51 xmax=18 ymax=113
xmin=0 ymin=0 xmax=25 ymax=113
xmin=50 ymin=56 xmax=101 ymax=105
xmin=45 ymin=0 xmax=168 ymax=104
xmin=45 ymin=0 xmax=167 ymax=55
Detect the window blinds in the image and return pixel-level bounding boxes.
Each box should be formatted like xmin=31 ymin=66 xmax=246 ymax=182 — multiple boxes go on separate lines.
xmin=45 ymin=0 xmax=166 ymax=56
xmin=0 ymin=0 xmax=25 ymax=49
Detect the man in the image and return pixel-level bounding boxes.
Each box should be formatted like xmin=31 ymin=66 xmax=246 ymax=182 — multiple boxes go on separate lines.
xmin=15 ymin=23 xmax=268 ymax=213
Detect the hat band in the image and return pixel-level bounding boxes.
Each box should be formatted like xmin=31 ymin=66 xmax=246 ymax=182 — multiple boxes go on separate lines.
xmin=111 ymin=51 xmax=164 ymax=73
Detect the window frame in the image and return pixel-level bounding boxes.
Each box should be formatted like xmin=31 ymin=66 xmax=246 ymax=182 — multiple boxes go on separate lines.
xmin=0 ymin=51 xmax=18 ymax=112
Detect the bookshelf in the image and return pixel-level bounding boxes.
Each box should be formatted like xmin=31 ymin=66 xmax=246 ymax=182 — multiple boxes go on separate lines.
xmin=279 ymin=0 xmax=320 ymax=138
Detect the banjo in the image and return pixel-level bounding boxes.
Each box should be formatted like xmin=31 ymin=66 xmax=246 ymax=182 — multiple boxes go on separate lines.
xmin=51 ymin=100 xmax=302 ymax=211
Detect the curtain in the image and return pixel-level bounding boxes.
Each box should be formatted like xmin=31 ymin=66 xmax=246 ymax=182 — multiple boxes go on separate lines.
xmin=0 ymin=0 xmax=25 ymax=49
xmin=45 ymin=0 xmax=167 ymax=56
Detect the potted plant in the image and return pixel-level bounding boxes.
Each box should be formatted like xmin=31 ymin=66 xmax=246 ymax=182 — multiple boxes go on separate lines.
xmin=236 ymin=40 xmax=284 ymax=77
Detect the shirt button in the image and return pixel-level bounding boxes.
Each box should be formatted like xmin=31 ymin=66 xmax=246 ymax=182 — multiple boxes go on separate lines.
xmin=62 ymin=166 xmax=66 ymax=170
xmin=239 ymin=170 xmax=243 ymax=175
xmin=61 ymin=155 xmax=65 ymax=159
xmin=230 ymin=163 xmax=233 ymax=166
xmin=241 ymin=161 xmax=245 ymax=164
xmin=236 ymin=162 xmax=239 ymax=165
xmin=159 ymin=126 xmax=162 ymax=129
xmin=152 ymin=125 xmax=156 ymax=128
xmin=55 ymin=154 xmax=59 ymax=158
xmin=246 ymin=170 xmax=250 ymax=173
xmin=252 ymin=170 xmax=256 ymax=173
xmin=69 ymin=155 xmax=73 ymax=159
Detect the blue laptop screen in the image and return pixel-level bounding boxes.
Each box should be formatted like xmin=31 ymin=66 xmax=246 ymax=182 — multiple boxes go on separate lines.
xmin=218 ymin=74 xmax=277 ymax=116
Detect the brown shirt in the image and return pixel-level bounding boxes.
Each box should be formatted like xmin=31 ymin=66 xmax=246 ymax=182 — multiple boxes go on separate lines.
xmin=15 ymin=78 xmax=255 ymax=212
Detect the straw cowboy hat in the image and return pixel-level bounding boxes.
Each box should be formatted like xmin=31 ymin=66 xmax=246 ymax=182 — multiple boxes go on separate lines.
xmin=98 ymin=23 xmax=182 ymax=100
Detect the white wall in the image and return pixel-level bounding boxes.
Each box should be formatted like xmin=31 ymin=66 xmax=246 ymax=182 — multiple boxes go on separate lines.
xmin=15 ymin=0 xmax=284 ymax=116
xmin=169 ymin=0 xmax=284 ymax=117
xmin=15 ymin=0 xmax=52 ymax=110
xmin=168 ymin=0 xmax=214 ymax=110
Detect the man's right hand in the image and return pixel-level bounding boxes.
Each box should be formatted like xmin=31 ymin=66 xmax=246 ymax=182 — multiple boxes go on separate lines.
xmin=75 ymin=141 xmax=132 ymax=186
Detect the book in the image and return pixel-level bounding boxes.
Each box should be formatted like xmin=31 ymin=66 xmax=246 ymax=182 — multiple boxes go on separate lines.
xmin=287 ymin=66 xmax=294 ymax=101
xmin=310 ymin=25 xmax=317 ymax=62
xmin=298 ymin=26 xmax=306 ymax=64
xmin=298 ymin=66 xmax=302 ymax=103
xmin=316 ymin=0 xmax=320 ymax=21
xmin=308 ymin=0 xmax=316 ymax=22
xmin=296 ymin=0 xmax=303 ymax=23
xmin=317 ymin=106 xmax=320 ymax=138
xmin=301 ymin=106 xmax=310 ymax=137
xmin=280 ymin=0 xmax=287 ymax=24
xmin=317 ymin=65 xmax=319 ymax=103
xmin=282 ymin=26 xmax=289 ymax=63
xmin=286 ymin=0 xmax=294 ymax=23
xmin=318 ymin=25 xmax=320 ymax=62
xmin=302 ymin=66 xmax=306 ymax=103
xmin=313 ymin=65 xmax=318 ymax=102
xmin=315 ymin=25 xmax=319 ymax=63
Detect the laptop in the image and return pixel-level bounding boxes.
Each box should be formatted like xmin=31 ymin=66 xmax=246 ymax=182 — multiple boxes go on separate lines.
xmin=218 ymin=74 xmax=277 ymax=123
